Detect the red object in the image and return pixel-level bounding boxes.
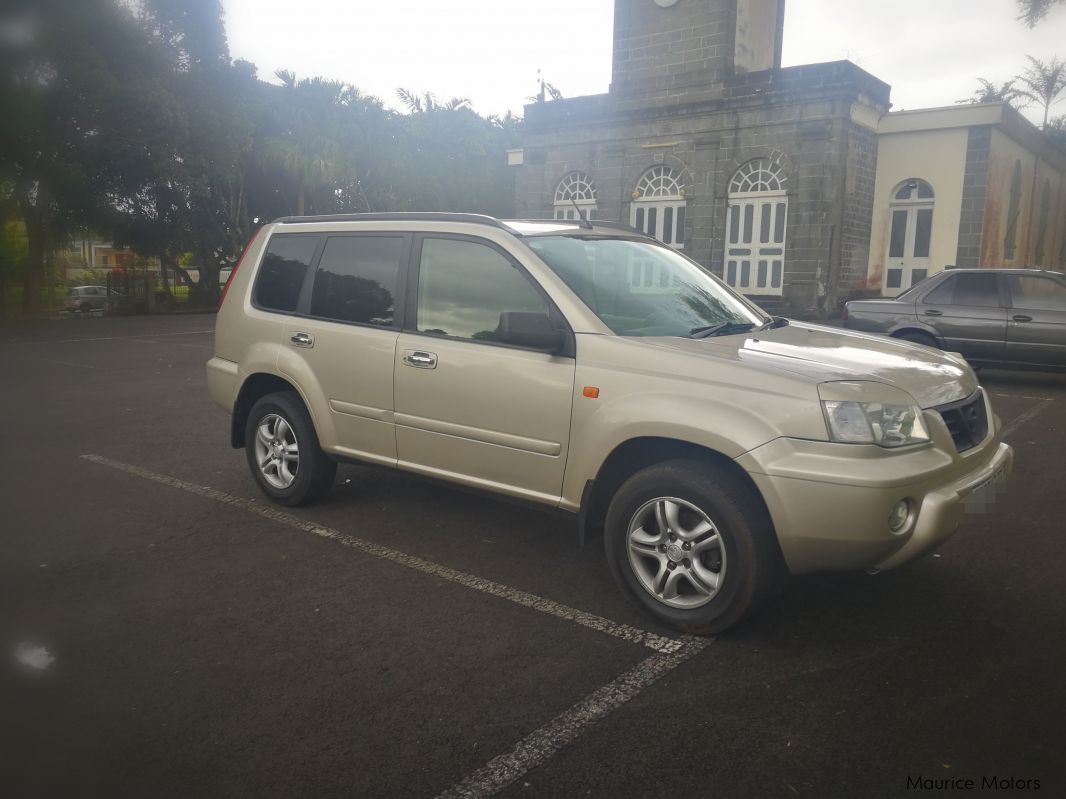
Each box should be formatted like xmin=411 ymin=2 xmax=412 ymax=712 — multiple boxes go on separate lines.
xmin=842 ymin=307 xmax=849 ymax=323
xmin=582 ymin=386 xmax=600 ymax=399
xmin=219 ymin=231 xmax=258 ymax=310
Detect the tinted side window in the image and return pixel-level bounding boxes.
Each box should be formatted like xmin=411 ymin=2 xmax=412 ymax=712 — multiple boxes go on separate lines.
xmin=255 ymin=235 xmax=319 ymax=313
xmin=923 ymin=276 xmax=955 ymax=305
xmin=310 ymin=236 xmax=403 ymax=326
xmin=416 ymin=238 xmax=548 ymax=342
xmin=953 ymin=273 xmax=1000 ymax=307
xmin=1008 ymin=276 xmax=1066 ymax=311
xmin=925 ymin=274 xmax=999 ymax=307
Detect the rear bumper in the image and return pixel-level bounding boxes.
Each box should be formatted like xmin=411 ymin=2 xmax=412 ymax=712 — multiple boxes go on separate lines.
xmin=206 ymin=356 xmax=240 ymax=414
xmin=737 ymin=401 xmax=1013 ymax=574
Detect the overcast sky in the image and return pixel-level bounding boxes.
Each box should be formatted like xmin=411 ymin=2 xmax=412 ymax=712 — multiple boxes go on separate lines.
xmin=223 ymin=0 xmax=1065 ymax=124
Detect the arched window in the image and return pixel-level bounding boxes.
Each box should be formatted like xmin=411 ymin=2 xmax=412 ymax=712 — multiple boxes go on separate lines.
xmin=553 ymin=172 xmax=598 ymax=220
xmin=725 ymin=157 xmax=788 ymax=296
xmin=883 ymin=178 xmax=935 ymax=296
xmin=630 ymin=166 xmax=687 ymax=249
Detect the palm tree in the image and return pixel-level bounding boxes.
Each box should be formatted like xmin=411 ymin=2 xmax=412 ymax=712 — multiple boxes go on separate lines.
xmin=957 ymin=78 xmax=1023 ymax=106
xmin=396 ymin=89 xmax=471 ymax=113
xmin=259 ymin=73 xmax=367 ymax=215
xmin=1015 ymin=56 xmax=1066 ymax=129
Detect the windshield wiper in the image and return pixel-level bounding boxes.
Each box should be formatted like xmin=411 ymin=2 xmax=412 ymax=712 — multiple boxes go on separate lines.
xmin=689 ymin=321 xmax=758 ymax=339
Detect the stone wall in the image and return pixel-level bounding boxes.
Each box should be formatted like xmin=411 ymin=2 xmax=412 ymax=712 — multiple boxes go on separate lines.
xmin=520 ymin=62 xmax=890 ymax=313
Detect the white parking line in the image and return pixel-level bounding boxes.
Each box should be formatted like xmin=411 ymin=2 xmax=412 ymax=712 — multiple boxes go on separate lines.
xmin=1000 ymin=399 xmax=1054 ymax=439
xmin=437 ymin=637 xmax=709 ymax=799
xmin=80 ymin=454 xmax=682 ymax=654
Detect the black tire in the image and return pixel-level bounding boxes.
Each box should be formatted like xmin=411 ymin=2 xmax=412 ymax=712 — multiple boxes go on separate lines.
xmin=80 ymin=302 xmax=93 ymax=315
xmin=604 ymin=459 xmax=785 ymax=635
xmin=244 ymin=391 xmax=336 ymax=506
xmin=895 ymin=330 xmax=939 ymax=348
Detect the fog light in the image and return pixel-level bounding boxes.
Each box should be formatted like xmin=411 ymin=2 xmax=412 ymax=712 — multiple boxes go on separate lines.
xmin=888 ymin=499 xmax=911 ymax=533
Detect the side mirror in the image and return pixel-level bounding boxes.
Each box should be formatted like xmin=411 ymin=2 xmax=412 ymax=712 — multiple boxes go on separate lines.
xmin=497 ymin=311 xmax=565 ymax=353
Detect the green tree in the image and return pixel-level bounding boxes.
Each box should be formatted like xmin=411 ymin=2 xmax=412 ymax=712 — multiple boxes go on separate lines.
xmin=0 ymin=0 xmax=175 ymax=312
xmin=256 ymin=73 xmax=380 ymax=217
xmin=957 ymin=78 xmax=1023 ymax=105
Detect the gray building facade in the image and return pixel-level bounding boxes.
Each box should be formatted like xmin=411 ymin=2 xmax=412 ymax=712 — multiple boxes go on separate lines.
xmin=513 ymin=0 xmax=891 ymax=314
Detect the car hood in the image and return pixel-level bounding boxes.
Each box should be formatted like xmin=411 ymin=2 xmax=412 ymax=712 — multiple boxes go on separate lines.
xmin=641 ymin=322 xmax=977 ymax=408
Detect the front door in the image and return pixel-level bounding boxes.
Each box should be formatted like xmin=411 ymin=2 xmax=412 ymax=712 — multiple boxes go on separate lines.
xmin=917 ymin=272 xmax=1007 ymax=362
xmin=393 ymin=235 xmax=576 ymax=503
xmin=884 ymin=205 xmax=933 ymax=297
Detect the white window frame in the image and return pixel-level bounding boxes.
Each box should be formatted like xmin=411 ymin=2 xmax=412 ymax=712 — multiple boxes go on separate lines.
xmin=724 ymin=159 xmax=788 ymax=296
xmin=553 ymin=172 xmax=598 ymax=221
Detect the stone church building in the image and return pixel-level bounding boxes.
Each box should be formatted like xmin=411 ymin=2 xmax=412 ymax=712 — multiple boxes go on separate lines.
xmin=510 ymin=0 xmax=1066 ymax=314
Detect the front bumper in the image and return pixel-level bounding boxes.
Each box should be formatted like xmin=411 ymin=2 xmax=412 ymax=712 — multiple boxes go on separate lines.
xmin=736 ymin=395 xmax=1013 ymax=574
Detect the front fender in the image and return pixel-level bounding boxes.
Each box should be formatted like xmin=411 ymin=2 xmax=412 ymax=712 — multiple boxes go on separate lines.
xmin=561 ymin=391 xmax=819 ymax=508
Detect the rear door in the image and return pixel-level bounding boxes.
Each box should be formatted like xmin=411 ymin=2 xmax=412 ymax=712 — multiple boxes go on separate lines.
xmin=393 ymin=234 xmax=576 ymax=503
xmin=916 ymin=272 xmax=1007 ymax=361
xmin=266 ymin=232 xmax=408 ymax=464
xmin=1004 ymin=273 xmax=1066 ymax=368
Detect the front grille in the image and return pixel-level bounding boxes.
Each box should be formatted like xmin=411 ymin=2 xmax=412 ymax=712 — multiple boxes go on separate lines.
xmin=936 ymin=391 xmax=989 ymax=453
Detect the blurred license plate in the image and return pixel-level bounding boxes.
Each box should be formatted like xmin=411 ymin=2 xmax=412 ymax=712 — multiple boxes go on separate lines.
xmin=964 ymin=464 xmax=1006 ymax=513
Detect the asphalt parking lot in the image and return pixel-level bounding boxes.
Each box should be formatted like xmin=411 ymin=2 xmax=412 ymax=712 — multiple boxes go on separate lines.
xmin=2 ymin=314 xmax=1064 ymax=798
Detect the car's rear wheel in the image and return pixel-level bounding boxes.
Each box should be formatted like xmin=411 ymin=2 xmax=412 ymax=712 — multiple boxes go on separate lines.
xmin=244 ymin=392 xmax=336 ymax=506
xmin=80 ymin=302 xmax=93 ymax=315
xmin=895 ymin=330 xmax=939 ymax=348
xmin=605 ymin=459 xmax=785 ymax=635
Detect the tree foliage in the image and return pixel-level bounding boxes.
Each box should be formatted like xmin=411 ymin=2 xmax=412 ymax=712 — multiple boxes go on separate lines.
xmin=1017 ymin=0 xmax=1065 ymax=26
xmin=0 ymin=0 xmax=522 ymax=310
xmin=957 ymin=78 xmax=1023 ymax=106
xmin=1015 ymin=56 xmax=1066 ymax=130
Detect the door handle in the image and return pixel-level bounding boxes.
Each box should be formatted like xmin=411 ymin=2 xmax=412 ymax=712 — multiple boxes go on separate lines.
xmin=1012 ymin=315 xmax=1033 ymax=323
xmin=923 ymin=309 xmax=943 ymax=316
xmin=402 ymin=350 xmax=437 ymax=369
xmin=289 ymin=332 xmax=314 ymax=347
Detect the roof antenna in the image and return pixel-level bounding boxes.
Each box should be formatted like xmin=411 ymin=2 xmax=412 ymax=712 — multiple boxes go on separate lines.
xmin=570 ymin=198 xmax=593 ymax=229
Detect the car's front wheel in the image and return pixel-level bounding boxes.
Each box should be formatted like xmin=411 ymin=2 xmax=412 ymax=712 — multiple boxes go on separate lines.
xmin=244 ymin=392 xmax=336 ymax=506
xmin=605 ymin=460 xmax=784 ymax=635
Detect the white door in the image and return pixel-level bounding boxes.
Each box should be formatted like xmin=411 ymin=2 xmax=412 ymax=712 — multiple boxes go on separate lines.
xmin=883 ymin=205 xmax=933 ymax=297
xmin=631 ymin=201 xmax=686 ymax=249
xmin=724 ymin=197 xmax=786 ymax=295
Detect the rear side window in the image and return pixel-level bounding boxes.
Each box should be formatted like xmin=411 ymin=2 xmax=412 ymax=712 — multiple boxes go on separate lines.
xmin=1008 ymin=275 xmax=1066 ymax=311
xmin=310 ymin=236 xmax=404 ymax=326
xmin=923 ymin=273 xmax=999 ymax=307
xmin=255 ymin=235 xmax=319 ymax=313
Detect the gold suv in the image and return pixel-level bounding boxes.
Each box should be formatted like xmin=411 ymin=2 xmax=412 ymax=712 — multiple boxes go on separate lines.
xmin=208 ymin=213 xmax=1013 ymax=633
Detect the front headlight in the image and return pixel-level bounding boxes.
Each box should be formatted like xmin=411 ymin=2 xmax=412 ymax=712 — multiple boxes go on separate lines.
xmin=818 ymin=382 xmax=930 ymax=448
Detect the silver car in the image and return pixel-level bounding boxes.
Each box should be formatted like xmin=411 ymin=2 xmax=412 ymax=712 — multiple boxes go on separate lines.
xmin=64 ymin=285 xmax=121 ymax=315
xmin=207 ymin=214 xmax=1014 ymax=634
xmin=844 ymin=268 xmax=1066 ymax=372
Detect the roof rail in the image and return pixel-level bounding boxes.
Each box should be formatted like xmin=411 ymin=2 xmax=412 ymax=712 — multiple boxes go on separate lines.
xmin=272 ymin=212 xmax=513 ymax=230
xmin=506 ymin=218 xmax=649 ymax=236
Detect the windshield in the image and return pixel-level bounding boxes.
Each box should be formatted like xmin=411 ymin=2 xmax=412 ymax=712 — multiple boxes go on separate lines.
xmin=526 ymin=236 xmax=766 ymax=337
